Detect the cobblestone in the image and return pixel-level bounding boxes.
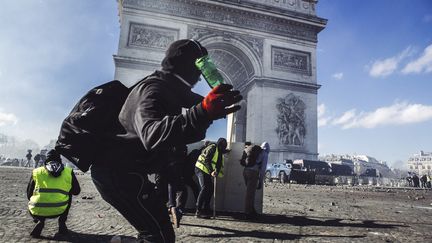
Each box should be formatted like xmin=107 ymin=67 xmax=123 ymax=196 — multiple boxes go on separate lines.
xmin=1 ymin=166 xmax=432 ymax=242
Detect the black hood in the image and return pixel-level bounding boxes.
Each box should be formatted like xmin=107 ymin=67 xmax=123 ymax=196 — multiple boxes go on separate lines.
xmin=44 ymin=149 xmax=64 ymax=177
xmin=217 ymin=138 xmax=228 ymax=154
xmin=161 ymin=39 xmax=208 ymax=86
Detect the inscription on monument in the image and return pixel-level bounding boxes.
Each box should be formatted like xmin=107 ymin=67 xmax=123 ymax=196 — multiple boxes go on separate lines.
xmin=272 ymin=46 xmax=311 ymax=75
xmin=275 ymin=93 xmax=306 ymax=146
xmin=128 ymin=23 xmax=179 ymax=50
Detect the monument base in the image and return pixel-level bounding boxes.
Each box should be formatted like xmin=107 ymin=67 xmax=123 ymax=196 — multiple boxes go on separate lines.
xmin=185 ymin=142 xmax=263 ymax=213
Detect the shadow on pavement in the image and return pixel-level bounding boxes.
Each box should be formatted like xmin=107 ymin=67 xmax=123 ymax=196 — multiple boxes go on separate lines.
xmin=33 ymin=231 xmax=135 ymax=243
xmin=206 ymin=211 xmax=406 ymax=229
xmin=257 ymin=215 xmax=406 ymax=229
xmin=183 ymin=223 xmax=365 ymax=240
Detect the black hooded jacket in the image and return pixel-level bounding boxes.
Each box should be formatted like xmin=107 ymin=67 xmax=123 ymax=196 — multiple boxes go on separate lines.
xmin=116 ymin=39 xmax=212 ymax=173
xmin=117 ymin=72 xmax=211 ymax=173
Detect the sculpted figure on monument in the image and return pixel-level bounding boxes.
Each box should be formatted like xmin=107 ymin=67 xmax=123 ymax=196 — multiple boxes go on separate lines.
xmin=276 ymin=93 xmax=306 ymax=146
xmin=129 ymin=24 xmax=175 ymax=50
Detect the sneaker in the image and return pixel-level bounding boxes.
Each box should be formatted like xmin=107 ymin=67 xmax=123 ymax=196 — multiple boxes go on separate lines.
xmin=30 ymin=221 xmax=44 ymax=237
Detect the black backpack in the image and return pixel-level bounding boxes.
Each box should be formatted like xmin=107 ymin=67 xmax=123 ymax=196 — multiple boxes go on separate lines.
xmin=240 ymin=145 xmax=262 ymax=167
xmin=55 ymin=80 xmax=130 ymax=172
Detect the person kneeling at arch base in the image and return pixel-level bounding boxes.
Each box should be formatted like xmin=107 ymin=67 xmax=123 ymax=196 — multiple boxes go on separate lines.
xmin=194 ymin=138 xmax=228 ymax=218
xmin=27 ymin=149 xmax=81 ymax=237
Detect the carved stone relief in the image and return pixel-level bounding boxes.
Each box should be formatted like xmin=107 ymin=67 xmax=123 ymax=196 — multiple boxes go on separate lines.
xmin=275 ymin=93 xmax=306 ymax=146
xmin=123 ymin=0 xmax=319 ymax=42
xmin=272 ymin=46 xmax=311 ymax=75
xmin=127 ymin=23 xmax=179 ymax=50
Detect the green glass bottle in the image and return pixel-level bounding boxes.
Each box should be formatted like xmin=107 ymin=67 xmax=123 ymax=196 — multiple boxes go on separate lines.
xmin=195 ymin=55 xmax=224 ymax=88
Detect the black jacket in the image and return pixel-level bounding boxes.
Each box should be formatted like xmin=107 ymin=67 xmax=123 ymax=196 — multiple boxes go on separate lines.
xmin=117 ymin=71 xmax=211 ymax=173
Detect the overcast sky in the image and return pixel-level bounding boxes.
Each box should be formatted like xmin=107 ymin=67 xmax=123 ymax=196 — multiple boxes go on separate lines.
xmin=0 ymin=1 xmax=431 ymax=167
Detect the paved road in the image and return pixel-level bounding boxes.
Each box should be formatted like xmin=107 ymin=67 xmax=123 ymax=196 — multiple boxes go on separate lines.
xmin=1 ymin=166 xmax=431 ymax=242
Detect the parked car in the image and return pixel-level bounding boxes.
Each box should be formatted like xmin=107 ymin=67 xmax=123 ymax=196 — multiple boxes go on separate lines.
xmin=265 ymin=163 xmax=292 ymax=183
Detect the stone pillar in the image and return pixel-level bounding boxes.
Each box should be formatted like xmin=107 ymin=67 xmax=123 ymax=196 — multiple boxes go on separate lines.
xmin=186 ymin=142 xmax=263 ymax=213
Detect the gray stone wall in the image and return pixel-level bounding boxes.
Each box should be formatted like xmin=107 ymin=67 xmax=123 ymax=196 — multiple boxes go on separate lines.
xmin=114 ymin=0 xmax=326 ymax=162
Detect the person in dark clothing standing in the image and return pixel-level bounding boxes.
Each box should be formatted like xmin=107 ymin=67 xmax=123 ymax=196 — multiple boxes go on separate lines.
xmin=166 ymin=144 xmax=188 ymax=228
xmin=90 ymin=39 xmax=242 ymax=242
xmin=420 ymin=174 xmax=427 ymax=188
xmin=194 ymin=138 xmax=228 ymax=218
xmin=412 ymin=174 xmax=420 ymax=187
xmin=34 ymin=153 xmax=41 ymax=168
xmin=241 ymin=142 xmax=270 ymax=219
xmin=183 ymin=145 xmax=206 ymax=201
xmin=27 ymin=149 xmax=80 ymax=237
xmin=166 ymin=144 xmax=205 ymax=227
xmin=25 ymin=150 xmax=32 ymax=167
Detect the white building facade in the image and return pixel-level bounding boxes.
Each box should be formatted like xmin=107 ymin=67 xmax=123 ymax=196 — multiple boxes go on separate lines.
xmin=320 ymin=154 xmax=394 ymax=177
xmin=407 ymin=151 xmax=432 ymax=176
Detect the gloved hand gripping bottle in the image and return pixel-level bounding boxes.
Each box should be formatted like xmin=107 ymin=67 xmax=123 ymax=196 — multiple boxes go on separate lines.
xmin=195 ymin=55 xmax=224 ymax=88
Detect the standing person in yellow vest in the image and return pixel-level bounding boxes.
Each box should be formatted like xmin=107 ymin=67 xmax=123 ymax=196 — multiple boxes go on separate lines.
xmin=26 ymin=149 xmax=81 ymax=238
xmin=194 ymin=138 xmax=228 ymax=218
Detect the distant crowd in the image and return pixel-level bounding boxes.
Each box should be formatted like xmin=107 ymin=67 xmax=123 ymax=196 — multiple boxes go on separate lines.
xmin=406 ymin=173 xmax=431 ymax=188
xmin=0 ymin=149 xmax=49 ymax=168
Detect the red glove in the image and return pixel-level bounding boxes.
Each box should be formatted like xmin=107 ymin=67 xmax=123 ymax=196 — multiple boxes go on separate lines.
xmin=202 ymin=84 xmax=242 ymax=120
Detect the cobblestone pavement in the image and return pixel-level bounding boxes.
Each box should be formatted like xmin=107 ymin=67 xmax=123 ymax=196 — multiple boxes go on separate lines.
xmin=1 ymin=166 xmax=432 ymax=242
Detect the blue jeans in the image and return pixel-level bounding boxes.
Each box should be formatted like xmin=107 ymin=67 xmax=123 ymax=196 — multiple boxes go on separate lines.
xmin=91 ymin=165 xmax=175 ymax=243
xmin=195 ymin=167 xmax=213 ymax=211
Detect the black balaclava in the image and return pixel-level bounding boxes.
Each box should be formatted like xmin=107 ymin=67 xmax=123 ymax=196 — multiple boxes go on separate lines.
xmin=161 ymin=39 xmax=208 ymax=87
xmin=217 ymin=138 xmax=228 ymax=154
xmin=44 ymin=149 xmax=64 ymax=177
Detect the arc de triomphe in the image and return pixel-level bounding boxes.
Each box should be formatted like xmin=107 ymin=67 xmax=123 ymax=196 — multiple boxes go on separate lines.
xmin=114 ymin=0 xmax=327 ymax=163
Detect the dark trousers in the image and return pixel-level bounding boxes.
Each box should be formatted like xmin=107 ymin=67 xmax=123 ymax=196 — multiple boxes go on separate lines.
xmin=195 ymin=167 xmax=213 ymax=211
xmin=168 ymin=183 xmax=185 ymax=209
xmin=91 ymin=165 xmax=175 ymax=243
xmin=184 ymin=176 xmax=200 ymax=201
xmin=168 ymin=175 xmax=199 ymax=210
xmin=155 ymin=164 xmax=185 ymax=210
xmin=30 ymin=197 xmax=71 ymax=225
xmin=243 ymin=169 xmax=259 ymax=214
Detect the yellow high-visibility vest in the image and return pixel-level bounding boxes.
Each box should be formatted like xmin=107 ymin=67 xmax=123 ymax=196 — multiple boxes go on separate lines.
xmin=195 ymin=144 xmax=224 ymax=177
xmin=28 ymin=166 xmax=72 ymax=217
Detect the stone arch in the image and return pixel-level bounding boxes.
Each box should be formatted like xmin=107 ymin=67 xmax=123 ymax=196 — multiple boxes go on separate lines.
xmin=195 ymin=37 xmax=260 ymax=142
xmin=197 ymin=36 xmax=262 ymax=89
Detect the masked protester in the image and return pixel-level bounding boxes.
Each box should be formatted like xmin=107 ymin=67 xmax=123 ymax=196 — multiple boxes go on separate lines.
xmin=27 ymin=149 xmax=81 ymax=238
xmin=194 ymin=138 xmax=228 ymax=218
xmin=90 ymin=39 xmax=242 ymax=243
xmin=241 ymin=142 xmax=270 ymax=219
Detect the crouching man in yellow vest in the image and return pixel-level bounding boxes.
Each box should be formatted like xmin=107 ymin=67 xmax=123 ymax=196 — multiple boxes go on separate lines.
xmin=194 ymin=138 xmax=229 ymax=218
xmin=27 ymin=149 xmax=81 ymax=237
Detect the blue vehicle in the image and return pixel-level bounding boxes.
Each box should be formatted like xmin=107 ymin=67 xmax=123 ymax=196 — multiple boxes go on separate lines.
xmin=265 ymin=163 xmax=292 ymax=183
